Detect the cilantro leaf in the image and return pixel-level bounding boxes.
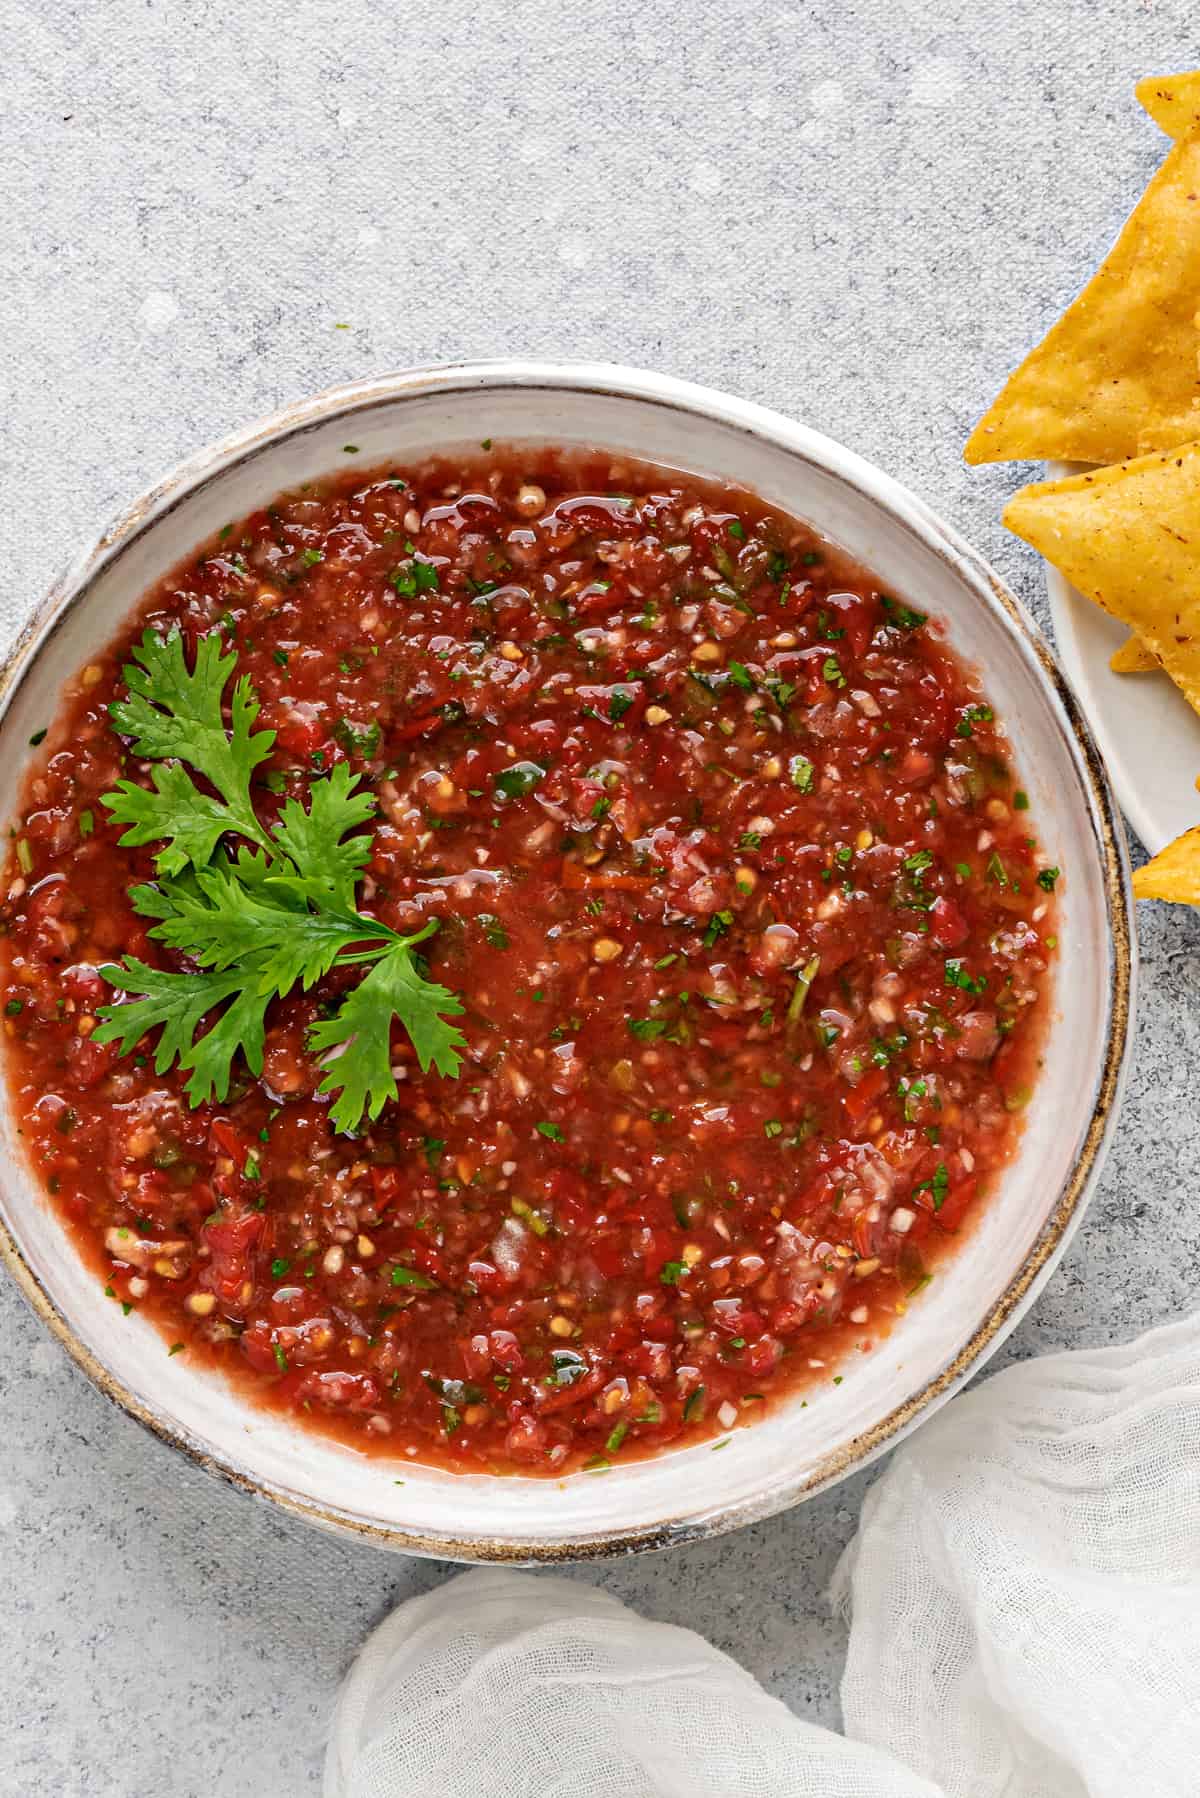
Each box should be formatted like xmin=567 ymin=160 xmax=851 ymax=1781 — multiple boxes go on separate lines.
xmin=179 ymin=983 xmax=273 ymax=1105
xmin=103 ymin=762 xmax=250 ymax=878
xmin=129 ymin=866 xmax=374 ymax=992
xmin=94 ymin=629 xmax=466 ymax=1133
xmin=308 ymin=927 xmax=466 ymax=1132
xmin=268 ymin=762 xmax=376 ymax=912
xmin=93 ymin=958 xmax=266 ymax=1105
xmin=106 ymin=627 xmax=273 ymax=865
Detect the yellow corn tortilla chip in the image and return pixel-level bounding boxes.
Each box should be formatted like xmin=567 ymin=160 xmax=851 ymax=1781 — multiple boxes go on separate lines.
xmin=1137 ymin=71 xmax=1200 ymax=143
xmin=964 ymin=136 xmax=1200 ymax=465
xmin=1109 ymin=633 xmax=1160 ymax=673
xmin=1132 ymin=826 xmax=1200 ymax=903
xmin=1003 ymin=441 xmax=1200 ymax=708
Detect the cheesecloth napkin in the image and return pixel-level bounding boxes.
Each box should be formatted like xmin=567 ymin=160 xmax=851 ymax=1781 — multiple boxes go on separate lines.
xmin=325 ymin=1314 xmax=1200 ymax=1798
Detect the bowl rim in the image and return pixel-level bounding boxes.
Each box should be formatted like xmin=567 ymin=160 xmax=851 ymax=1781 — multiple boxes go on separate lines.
xmin=0 ymin=359 xmax=1135 ymax=1560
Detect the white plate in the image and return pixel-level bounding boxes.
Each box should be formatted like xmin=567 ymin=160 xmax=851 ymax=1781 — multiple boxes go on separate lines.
xmin=1044 ymin=462 xmax=1200 ymax=856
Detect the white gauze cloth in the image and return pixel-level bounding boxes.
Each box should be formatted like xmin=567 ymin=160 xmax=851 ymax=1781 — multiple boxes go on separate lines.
xmin=326 ymin=1314 xmax=1200 ymax=1798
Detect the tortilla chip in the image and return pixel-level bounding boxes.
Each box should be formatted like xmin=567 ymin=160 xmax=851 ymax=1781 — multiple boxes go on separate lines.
xmin=1137 ymin=72 xmax=1200 ymax=143
xmin=963 ymin=136 xmax=1200 ymax=465
xmin=1109 ymin=633 xmax=1160 ymax=673
xmin=1003 ymin=442 xmax=1200 ymax=708
xmin=1133 ymin=826 xmax=1200 ymax=903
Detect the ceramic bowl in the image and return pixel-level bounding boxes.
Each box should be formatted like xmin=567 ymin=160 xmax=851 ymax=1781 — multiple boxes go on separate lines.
xmin=0 ymin=362 xmax=1134 ymax=1560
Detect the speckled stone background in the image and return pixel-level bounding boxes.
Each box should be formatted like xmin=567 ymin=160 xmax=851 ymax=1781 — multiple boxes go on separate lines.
xmin=3 ymin=3 xmax=1198 ymax=1792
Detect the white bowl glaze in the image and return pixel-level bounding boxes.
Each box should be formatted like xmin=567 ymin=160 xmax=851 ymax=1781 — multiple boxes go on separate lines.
xmin=0 ymin=363 xmax=1134 ymax=1561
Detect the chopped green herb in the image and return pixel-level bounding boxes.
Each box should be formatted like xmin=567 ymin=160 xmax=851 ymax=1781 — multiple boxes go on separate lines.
xmin=389 ymin=559 xmax=440 ymax=597
xmin=550 ymin=1348 xmax=587 ymax=1386
xmin=390 ymin=1266 xmax=438 ymax=1289
xmin=955 ymin=703 xmax=994 ymax=739
xmin=494 ymin=762 xmax=545 ymax=799
xmin=790 ymin=755 xmax=815 ymax=793
xmin=703 ymin=909 xmax=733 ymax=948
xmin=480 ymin=914 xmax=509 ymax=950
xmin=1037 ymin=866 xmax=1060 ymax=891
xmin=333 ymin=717 xmax=382 ymax=758
xmin=945 ymin=958 xmax=987 ymax=995
xmin=786 ymin=954 xmax=821 ymax=1030
xmin=914 ymin=1161 xmax=950 ymax=1210
xmin=536 ymin=1120 xmax=565 ymax=1142
xmin=880 ymin=595 xmax=927 ymax=631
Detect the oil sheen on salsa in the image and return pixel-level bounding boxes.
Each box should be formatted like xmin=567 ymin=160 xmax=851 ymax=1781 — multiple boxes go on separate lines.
xmin=1 ymin=449 xmax=1058 ymax=1475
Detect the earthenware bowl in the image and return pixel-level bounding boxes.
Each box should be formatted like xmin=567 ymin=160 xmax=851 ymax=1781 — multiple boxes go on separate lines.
xmin=0 ymin=362 xmax=1134 ymax=1559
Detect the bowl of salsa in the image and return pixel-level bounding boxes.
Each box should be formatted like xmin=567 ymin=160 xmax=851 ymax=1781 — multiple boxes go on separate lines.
xmin=0 ymin=363 xmax=1132 ymax=1558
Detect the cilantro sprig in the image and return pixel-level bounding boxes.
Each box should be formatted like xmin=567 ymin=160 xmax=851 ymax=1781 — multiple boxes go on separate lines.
xmin=94 ymin=627 xmax=466 ymax=1132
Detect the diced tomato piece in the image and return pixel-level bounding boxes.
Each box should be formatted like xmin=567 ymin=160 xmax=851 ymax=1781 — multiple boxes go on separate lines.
xmin=370 ymin=1165 xmax=405 ymax=1209
xmin=390 ymin=713 xmax=445 ymax=741
xmin=488 ymin=1330 xmax=524 ymax=1371
xmin=536 ymin=1363 xmax=606 ymax=1415
xmin=293 ymin=1369 xmax=381 ymax=1412
xmin=842 ymin=1067 xmax=888 ymax=1128
xmin=64 ymin=1034 xmax=120 ymax=1090
xmin=209 ymin=1118 xmax=249 ymax=1164
xmin=932 ymin=1177 xmax=976 ymax=1234
xmin=711 ymin=1297 xmax=765 ymax=1339
xmin=62 ymin=963 xmax=107 ymax=1009
xmin=200 ymin=1208 xmax=266 ymax=1306
xmin=467 ymin=1259 xmax=510 ymax=1295
xmin=273 ymin=709 xmax=326 ymax=756
xmin=820 ymin=590 xmax=874 ymax=660
xmin=930 ymin=895 xmax=969 ymax=948
xmin=744 ymin=1335 xmax=783 ymax=1378
xmin=504 ymin=1412 xmax=550 ymax=1463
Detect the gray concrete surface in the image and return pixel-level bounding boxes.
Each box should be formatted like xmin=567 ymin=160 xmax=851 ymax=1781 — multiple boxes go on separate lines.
xmin=2 ymin=2 xmax=1197 ymax=1791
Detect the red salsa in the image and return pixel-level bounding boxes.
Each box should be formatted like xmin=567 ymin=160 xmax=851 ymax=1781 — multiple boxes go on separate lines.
xmin=1 ymin=449 xmax=1058 ymax=1474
